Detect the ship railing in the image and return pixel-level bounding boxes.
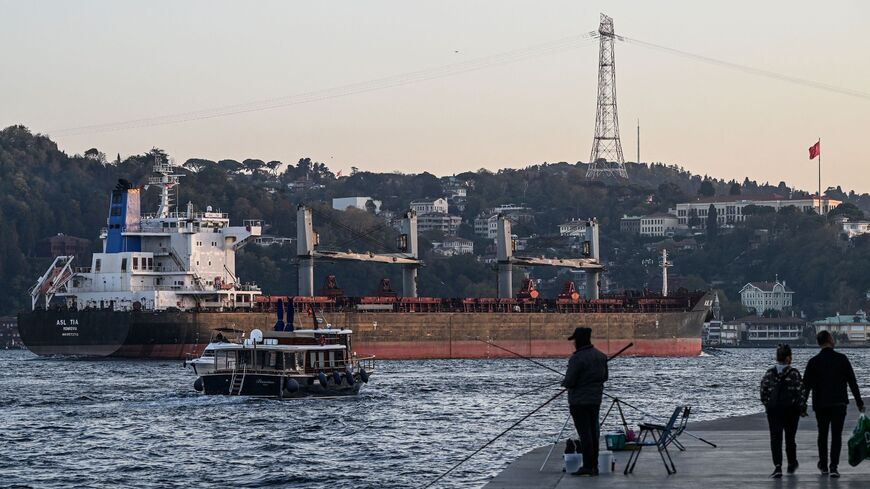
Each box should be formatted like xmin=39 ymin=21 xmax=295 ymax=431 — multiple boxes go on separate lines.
xmin=73 ymin=267 xmax=92 ymax=274
xmin=355 ymin=356 xmax=376 ymax=372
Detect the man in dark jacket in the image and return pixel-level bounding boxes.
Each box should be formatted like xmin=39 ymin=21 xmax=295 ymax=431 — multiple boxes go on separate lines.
xmin=803 ymin=330 xmax=865 ymax=478
xmin=562 ymin=327 xmax=608 ymax=476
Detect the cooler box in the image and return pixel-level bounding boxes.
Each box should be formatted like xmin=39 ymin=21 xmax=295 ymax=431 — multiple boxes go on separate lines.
xmin=605 ymin=433 xmax=626 ymax=451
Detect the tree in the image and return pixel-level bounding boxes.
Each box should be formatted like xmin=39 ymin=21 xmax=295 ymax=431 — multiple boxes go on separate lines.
xmin=829 ymin=202 xmax=864 ymax=221
xmin=698 ymin=179 xmax=715 ymax=197
xmin=706 ymin=204 xmax=719 ymax=238
xmin=729 ymin=182 xmax=741 ymax=195
xmin=687 ymin=208 xmax=700 ymax=229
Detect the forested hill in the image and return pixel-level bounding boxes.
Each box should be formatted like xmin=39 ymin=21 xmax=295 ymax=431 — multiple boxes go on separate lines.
xmin=3 ymin=124 xmax=870 ymax=319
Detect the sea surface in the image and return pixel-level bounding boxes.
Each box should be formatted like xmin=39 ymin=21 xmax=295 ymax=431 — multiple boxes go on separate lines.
xmin=3 ymin=348 xmax=870 ymax=489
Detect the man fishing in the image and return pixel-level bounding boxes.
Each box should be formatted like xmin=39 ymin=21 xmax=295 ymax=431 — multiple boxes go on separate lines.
xmin=562 ymin=327 xmax=608 ymax=476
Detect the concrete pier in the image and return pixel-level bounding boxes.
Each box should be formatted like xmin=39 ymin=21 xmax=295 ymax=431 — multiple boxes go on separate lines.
xmin=484 ymin=406 xmax=870 ymax=488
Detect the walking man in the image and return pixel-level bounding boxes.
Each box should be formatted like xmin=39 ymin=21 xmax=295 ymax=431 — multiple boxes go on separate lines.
xmin=803 ymin=330 xmax=865 ymax=478
xmin=760 ymin=344 xmax=805 ymax=478
xmin=562 ymin=327 xmax=608 ymax=476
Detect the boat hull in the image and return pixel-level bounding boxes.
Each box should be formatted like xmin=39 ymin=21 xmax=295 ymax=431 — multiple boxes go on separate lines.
xmin=199 ymin=373 xmax=363 ymax=398
xmin=17 ymin=304 xmax=709 ymax=359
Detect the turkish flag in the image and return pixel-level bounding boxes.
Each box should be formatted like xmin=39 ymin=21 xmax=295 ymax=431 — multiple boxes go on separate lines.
xmin=809 ymin=141 xmax=820 ymax=159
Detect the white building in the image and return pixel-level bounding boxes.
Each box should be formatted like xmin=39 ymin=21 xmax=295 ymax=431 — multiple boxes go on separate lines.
xmin=410 ymin=198 xmax=448 ymax=215
xmin=674 ymin=195 xmax=842 ymax=228
xmin=433 ymin=236 xmax=474 ymax=256
xmin=492 ymin=204 xmax=530 ymax=213
xmin=418 ymin=213 xmax=462 ymax=234
xmin=640 ymin=213 xmax=681 ymax=237
xmin=839 ymin=220 xmax=870 ymax=239
xmin=332 ymin=197 xmax=382 ymax=214
xmin=559 ymin=219 xmax=587 ymax=237
xmin=739 ymin=280 xmax=794 ymax=316
xmin=474 ymin=214 xmax=499 ymax=239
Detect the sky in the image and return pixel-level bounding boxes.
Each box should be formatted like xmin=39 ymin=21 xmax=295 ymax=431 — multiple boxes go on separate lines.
xmin=2 ymin=1 xmax=869 ymax=192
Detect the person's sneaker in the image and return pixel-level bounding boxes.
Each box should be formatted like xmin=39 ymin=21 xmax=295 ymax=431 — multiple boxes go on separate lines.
xmin=830 ymin=467 xmax=840 ymax=478
xmin=786 ymin=462 xmax=799 ymax=474
xmin=770 ymin=466 xmax=783 ymax=479
xmin=571 ymin=468 xmax=595 ymax=477
xmin=818 ymin=461 xmax=829 ymax=475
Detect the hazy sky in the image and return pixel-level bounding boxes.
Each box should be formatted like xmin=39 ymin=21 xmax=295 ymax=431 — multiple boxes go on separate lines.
xmin=2 ymin=1 xmax=869 ymax=192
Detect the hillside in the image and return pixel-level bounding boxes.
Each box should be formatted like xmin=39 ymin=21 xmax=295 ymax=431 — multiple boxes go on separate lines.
xmin=2 ymin=124 xmax=869 ymax=319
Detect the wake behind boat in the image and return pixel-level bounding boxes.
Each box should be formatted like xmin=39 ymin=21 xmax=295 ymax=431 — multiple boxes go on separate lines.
xmin=190 ymin=327 xmax=374 ymax=398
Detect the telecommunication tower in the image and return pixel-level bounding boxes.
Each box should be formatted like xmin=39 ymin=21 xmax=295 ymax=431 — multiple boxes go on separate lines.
xmin=586 ymin=14 xmax=628 ymax=179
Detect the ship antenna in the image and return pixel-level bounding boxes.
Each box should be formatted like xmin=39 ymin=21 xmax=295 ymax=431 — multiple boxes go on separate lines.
xmin=148 ymin=153 xmax=182 ymax=218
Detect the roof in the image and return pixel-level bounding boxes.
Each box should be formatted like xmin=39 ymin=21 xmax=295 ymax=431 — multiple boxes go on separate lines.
xmin=687 ymin=194 xmax=787 ymax=204
xmin=726 ymin=315 xmax=807 ymax=325
xmin=643 ymin=212 xmax=678 ymax=219
xmin=443 ymin=236 xmax=473 ymax=244
xmin=742 ymin=281 xmax=793 ymax=293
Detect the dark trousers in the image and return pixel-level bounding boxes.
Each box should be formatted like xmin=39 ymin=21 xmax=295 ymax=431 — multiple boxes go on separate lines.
xmin=766 ymin=408 xmax=800 ymax=467
xmin=815 ymin=404 xmax=847 ymax=469
xmin=570 ymin=403 xmax=601 ymax=471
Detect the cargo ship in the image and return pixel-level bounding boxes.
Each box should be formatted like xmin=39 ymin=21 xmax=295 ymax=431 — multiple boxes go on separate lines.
xmin=18 ymin=162 xmax=712 ymax=359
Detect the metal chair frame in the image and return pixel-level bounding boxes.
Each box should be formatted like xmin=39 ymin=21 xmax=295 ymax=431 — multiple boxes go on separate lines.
xmin=624 ymin=406 xmax=681 ymax=475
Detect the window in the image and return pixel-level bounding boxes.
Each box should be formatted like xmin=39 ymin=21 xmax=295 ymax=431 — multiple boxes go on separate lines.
xmin=110 ymin=207 xmax=121 ymax=216
xmin=121 ymin=258 xmax=127 ymax=271
xmin=112 ymin=193 xmax=122 ymax=204
xmin=95 ymin=259 xmax=101 ymax=272
xmin=132 ymin=257 xmax=138 ymax=270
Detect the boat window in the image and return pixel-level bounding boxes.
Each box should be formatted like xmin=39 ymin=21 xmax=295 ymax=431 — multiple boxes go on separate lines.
xmin=328 ymin=351 xmax=335 ymax=368
xmin=94 ymin=259 xmax=101 ymax=272
xmin=132 ymin=257 xmax=138 ymax=270
xmin=120 ymin=258 xmax=127 ymax=272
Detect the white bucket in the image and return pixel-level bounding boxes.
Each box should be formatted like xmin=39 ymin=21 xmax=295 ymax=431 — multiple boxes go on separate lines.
xmin=564 ymin=453 xmax=582 ymax=473
xmin=598 ymin=450 xmax=613 ymax=473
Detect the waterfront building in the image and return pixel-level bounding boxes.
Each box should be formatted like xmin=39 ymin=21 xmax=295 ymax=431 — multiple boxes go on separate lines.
xmin=728 ymin=316 xmax=807 ymax=345
xmin=0 ymin=317 xmax=21 ymax=349
xmin=813 ymin=310 xmax=870 ymax=342
xmin=739 ymin=280 xmax=794 ymax=316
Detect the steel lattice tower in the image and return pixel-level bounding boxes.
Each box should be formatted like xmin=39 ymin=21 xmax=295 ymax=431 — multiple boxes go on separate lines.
xmin=586 ymin=14 xmax=628 ymax=179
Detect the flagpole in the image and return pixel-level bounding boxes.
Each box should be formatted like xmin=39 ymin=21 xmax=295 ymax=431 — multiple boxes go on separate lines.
xmin=818 ymin=137 xmax=822 ymax=215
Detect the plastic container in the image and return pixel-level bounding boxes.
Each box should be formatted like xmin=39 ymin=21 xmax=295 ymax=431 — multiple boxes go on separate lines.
xmin=564 ymin=453 xmax=582 ymax=473
xmin=598 ymin=451 xmax=613 ymax=472
xmin=605 ymin=433 xmax=626 ymax=451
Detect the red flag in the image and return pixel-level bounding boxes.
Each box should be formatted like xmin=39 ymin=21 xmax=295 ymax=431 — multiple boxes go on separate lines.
xmin=809 ymin=141 xmax=820 ymax=160
xmin=336 ymin=169 xmax=343 ymax=177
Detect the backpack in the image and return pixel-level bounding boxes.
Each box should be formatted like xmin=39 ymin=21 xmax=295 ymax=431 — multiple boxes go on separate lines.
xmin=767 ymin=368 xmax=798 ymax=410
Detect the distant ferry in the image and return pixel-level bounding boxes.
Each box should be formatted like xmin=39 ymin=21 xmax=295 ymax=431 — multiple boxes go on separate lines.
xmin=18 ymin=161 xmax=712 ymax=359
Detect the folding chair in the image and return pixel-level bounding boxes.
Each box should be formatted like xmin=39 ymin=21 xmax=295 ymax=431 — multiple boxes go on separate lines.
xmin=644 ymin=406 xmax=691 ymax=451
xmin=624 ymin=406 xmax=681 ymax=475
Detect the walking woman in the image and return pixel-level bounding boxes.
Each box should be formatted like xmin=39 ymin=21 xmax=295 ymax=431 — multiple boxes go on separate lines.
xmin=760 ymin=344 xmax=806 ymax=478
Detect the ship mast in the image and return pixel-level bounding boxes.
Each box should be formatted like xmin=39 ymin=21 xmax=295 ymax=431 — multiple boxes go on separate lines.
xmin=148 ymin=154 xmax=183 ymax=218
xmin=661 ymin=249 xmax=672 ymax=297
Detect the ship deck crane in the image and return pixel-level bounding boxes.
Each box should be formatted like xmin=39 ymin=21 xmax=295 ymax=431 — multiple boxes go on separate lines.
xmin=296 ymin=205 xmax=422 ymax=297
xmin=496 ymin=216 xmax=605 ymax=299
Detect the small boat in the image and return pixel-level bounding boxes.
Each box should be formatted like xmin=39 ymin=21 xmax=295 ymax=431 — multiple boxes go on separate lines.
xmin=184 ymin=328 xmax=243 ymax=376
xmin=190 ymin=328 xmax=374 ymax=398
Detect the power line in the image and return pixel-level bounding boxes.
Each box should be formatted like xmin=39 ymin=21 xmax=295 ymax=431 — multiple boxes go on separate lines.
xmin=619 ymin=35 xmax=870 ymax=101
xmin=51 ymin=34 xmax=597 ymax=137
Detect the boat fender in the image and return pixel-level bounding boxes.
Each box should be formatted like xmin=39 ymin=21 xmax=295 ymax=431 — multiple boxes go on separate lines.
xmin=193 ymin=377 xmax=203 ymax=392
xmin=345 ymin=365 xmax=354 ymax=385
xmin=332 ymin=371 xmax=342 ymax=385
xmin=285 ymin=378 xmax=300 ymax=393
xmin=359 ymin=367 xmax=369 ymax=383
xmin=318 ymin=372 xmax=328 ymax=388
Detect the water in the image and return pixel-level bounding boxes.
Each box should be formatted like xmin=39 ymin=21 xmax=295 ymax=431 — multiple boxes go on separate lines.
xmin=3 ymin=348 xmax=870 ymax=488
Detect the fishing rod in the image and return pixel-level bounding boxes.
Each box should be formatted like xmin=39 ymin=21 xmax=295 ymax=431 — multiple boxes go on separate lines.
xmin=476 ymin=338 xmax=717 ymax=449
xmin=422 ymin=388 xmax=567 ymax=489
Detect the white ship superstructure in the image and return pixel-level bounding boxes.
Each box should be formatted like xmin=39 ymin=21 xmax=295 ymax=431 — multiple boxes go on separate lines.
xmin=31 ymin=161 xmax=262 ymax=312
